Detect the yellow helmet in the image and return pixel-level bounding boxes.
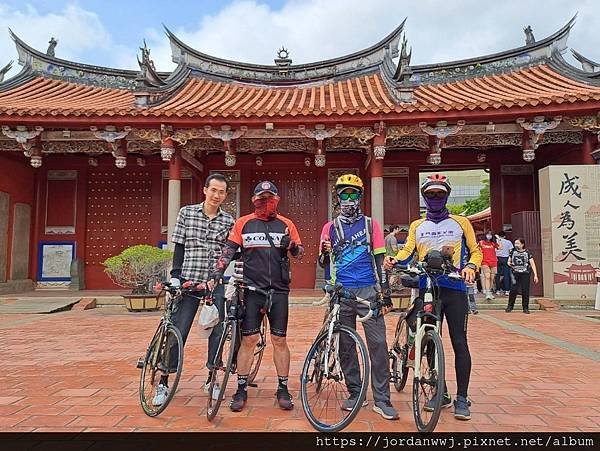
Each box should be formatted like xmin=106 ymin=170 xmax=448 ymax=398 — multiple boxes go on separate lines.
xmin=335 ymin=174 xmax=364 ymax=191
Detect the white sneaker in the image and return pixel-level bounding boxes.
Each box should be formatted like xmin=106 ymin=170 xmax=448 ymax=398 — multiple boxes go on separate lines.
xmin=204 ymin=382 xmax=221 ymax=400
xmin=152 ymin=383 xmax=168 ymax=406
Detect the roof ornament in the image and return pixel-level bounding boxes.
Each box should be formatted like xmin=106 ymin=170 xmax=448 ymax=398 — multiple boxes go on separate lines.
xmin=523 ymin=26 xmax=535 ymax=45
xmin=137 ymin=39 xmax=166 ymax=88
xmin=396 ymin=33 xmax=412 ymax=82
xmin=46 ymin=37 xmax=57 ymax=57
xmin=274 ymin=46 xmax=292 ymax=75
xmin=0 ymin=60 xmax=13 ymax=83
xmin=571 ymin=49 xmax=599 ymax=73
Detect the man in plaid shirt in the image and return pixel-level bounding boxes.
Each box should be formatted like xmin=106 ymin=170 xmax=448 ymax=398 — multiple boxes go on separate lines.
xmin=152 ymin=173 xmax=235 ymax=407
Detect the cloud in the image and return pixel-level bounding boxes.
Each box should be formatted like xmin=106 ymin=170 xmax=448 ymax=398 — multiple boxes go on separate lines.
xmin=143 ymin=0 xmax=600 ymax=71
xmin=0 ymin=3 xmax=120 ymax=77
xmin=1 ymin=0 xmax=599 ymax=79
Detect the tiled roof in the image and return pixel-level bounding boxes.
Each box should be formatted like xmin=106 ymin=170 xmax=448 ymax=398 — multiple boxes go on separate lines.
xmin=0 ymin=77 xmax=135 ymax=116
xmin=1 ymin=64 xmax=600 ymax=118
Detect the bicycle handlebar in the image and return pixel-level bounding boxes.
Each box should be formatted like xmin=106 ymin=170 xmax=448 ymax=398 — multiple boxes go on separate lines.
xmin=315 ymin=284 xmax=377 ymax=322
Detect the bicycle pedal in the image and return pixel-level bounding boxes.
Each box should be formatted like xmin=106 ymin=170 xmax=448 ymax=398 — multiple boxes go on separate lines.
xmin=136 ymin=357 xmax=144 ymax=369
xmin=248 ymin=382 xmax=258 ymax=388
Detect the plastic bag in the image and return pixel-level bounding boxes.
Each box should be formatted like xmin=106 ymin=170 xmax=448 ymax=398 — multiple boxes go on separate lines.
xmin=197 ymin=302 xmax=219 ymax=338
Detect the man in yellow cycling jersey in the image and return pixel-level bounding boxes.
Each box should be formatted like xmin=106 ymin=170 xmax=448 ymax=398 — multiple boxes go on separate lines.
xmin=385 ymin=173 xmax=481 ymax=421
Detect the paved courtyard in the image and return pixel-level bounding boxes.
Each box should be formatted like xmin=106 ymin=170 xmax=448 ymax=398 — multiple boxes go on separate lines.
xmin=0 ymin=302 xmax=599 ymax=432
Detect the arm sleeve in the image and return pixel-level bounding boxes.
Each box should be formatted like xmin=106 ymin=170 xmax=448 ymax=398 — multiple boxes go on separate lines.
xmin=213 ymin=240 xmax=240 ymax=276
xmin=375 ymin=253 xmax=387 ymax=290
xmin=170 ymin=243 xmax=184 ymax=278
xmin=227 ymin=218 xmax=245 ymax=246
xmin=394 ymin=221 xmax=418 ymax=264
xmin=371 ymin=219 xmax=386 ymax=255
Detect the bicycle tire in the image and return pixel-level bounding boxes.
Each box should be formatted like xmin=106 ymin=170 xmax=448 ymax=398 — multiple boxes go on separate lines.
xmin=139 ymin=324 xmax=183 ymax=417
xmin=206 ymin=320 xmax=237 ymax=421
xmin=412 ymin=330 xmax=445 ymax=432
xmin=248 ymin=316 xmax=266 ymax=385
xmin=391 ymin=315 xmax=410 ymax=392
xmin=300 ymin=324 xmax=370 ymax=433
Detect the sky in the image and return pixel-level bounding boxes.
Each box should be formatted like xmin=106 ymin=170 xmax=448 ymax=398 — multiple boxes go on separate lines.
xmin=0 ymin=0 xmax=599 ymax=78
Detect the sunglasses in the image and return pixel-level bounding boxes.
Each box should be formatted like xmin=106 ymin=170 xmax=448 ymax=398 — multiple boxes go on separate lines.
xmin=424 ymin=191 xmax=447 ymax=199
xmin=339 ymin=192 xmax=360 ymax=201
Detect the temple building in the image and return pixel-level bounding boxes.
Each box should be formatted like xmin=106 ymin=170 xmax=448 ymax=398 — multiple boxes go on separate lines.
xmin=0 ymin=16 xmax=599 ymax=292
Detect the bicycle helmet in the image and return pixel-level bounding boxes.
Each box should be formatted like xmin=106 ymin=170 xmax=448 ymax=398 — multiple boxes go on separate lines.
xmin=335 ymin=174 xmax=364 ymax=192
xmin=421 ymin=173 xmax=451 ymax=194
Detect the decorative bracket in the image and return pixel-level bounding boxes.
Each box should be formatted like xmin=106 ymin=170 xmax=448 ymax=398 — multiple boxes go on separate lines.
xmin=419 ymin=120 xmax=465 ymax=165
xmin=517 ymin=116 xmax=562 ymax=150
xmin=203 ymin=125 xmax=247 ymax=167
xmin=299 ymin=124 xmax=342 ymax=167
xmin=90 ymin=126 xmax=131 ymax=152
xmin=1 ymin=125 xmax=44 ymax=152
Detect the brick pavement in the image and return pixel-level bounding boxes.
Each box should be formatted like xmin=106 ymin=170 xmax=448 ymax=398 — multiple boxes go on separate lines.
xmin=0 ymin=306 xmax=599 ymax=432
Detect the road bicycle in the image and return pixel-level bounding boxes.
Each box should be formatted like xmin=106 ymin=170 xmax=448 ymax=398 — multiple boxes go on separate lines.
xmin=137 ymin=280 xmax=209 ymax=417
xmin=387 ymin=250 xmax=462 ymax=432
xmin=300 ymin=283 xmax=378 ymax=432
xmin=206 ymin=279 xmax=271 ymax=421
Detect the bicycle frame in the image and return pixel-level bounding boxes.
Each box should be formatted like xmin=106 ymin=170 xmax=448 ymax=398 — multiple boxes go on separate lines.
xmin=412 ymin=275 xmax=442 ymax=382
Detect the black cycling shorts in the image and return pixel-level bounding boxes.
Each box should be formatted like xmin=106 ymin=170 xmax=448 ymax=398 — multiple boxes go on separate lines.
xmin=241 ymin=290 xmax=289 ymax=338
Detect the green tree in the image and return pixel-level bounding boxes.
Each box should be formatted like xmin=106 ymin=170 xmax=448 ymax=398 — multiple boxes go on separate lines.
xmin=462 ymin=179 xmax=490 ymax=216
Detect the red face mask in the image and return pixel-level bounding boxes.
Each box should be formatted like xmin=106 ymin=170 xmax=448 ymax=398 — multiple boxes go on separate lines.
xmin=253 ymin=197 xmax=279 ymax=220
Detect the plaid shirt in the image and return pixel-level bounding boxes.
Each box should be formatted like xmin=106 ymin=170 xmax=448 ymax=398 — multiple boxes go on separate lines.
xmin=171 ymin=203 xmax=235 ymax=283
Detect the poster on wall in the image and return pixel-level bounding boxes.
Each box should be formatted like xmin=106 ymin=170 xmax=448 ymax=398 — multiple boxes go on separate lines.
xmin=38 ymin=242 xmax=75 ymax=281
xmin=540 ymin=165 xmax=600 ymax=300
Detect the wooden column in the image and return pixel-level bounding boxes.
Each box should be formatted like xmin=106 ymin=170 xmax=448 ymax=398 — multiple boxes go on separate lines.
xmin=167 ymin=144 xmax=181 ymax=249
xmin=369 ymin=134 xmax=385 ymax=227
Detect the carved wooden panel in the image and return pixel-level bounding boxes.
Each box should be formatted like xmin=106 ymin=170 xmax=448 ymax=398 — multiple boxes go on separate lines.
xmin=85 ymin=169 xmax=153 ymax=271
xmin=251 ymin=169 xmax=319 ymax=288
xmin=211 ymin=170 xmax=240 ymax=218
xmin=0 ymin=192 xmax=8 ymax=282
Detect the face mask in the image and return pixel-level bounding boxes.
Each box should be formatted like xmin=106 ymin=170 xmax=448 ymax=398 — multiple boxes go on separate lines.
xmin=486 ymin=234 xmax=493 ymax=240
xmin=423 ymin=194 xmax=450 ymax=223
xmin=339 ymin=197 xmax=361 ymax=221
xmin=253 ymin=197 xmax=279 ymax=220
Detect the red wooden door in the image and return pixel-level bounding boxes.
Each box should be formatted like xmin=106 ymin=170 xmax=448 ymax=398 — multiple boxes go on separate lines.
xmin=251 ymin=168 xmax=319 ymax=289
xmin=85 ymin=168 xmax=154 ymax=289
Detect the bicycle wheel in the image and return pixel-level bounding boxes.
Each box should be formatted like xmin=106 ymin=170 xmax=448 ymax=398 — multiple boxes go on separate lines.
xmin=390 ymin=314 xmax=410 ymax=392
xmin=412 ymin=330 xmax=445 ymax=432
xmin=206 ymin=320 xmax=237 ymax=421
xmin=300 ymin=324 xmax=370 ymax=433
xmin=139 ymin=324 xmax=183 ymax=417
xmin=248 ymin=316 xmax=266 ymax=385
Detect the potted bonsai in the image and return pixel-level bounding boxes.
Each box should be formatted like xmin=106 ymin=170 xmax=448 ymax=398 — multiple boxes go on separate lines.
xmin=103 ymin=244 xmax=173 ymax=311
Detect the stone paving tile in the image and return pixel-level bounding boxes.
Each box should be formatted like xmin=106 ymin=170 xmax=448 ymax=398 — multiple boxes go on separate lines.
xmin=0 ymin=306 xmax=599 ymax=432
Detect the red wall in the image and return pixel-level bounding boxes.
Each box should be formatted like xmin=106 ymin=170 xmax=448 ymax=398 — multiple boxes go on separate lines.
xmin=0 ymin=154 xmax=36 ymax=280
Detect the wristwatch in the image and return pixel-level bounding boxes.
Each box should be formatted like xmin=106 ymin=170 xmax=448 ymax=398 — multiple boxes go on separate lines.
xmin=464 ymin=263 xmax=477 ymax=271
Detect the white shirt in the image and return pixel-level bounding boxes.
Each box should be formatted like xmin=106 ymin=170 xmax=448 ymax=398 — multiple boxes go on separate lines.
xmin=496 ymin=238 xmax=513 ymax=258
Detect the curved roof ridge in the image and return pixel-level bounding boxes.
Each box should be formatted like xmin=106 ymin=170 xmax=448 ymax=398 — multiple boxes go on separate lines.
xmin=165 ymin=20 xmax=405 ymax=84
xmin=411 ymin=15 xmax=576 ymax=73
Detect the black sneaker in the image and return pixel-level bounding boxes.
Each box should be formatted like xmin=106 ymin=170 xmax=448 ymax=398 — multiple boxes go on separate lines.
xmin=505 ymin=307 xmax=513 ymax=313
xmin=523 ymin=309 xmax=530 ymax=314
xmin=229 ymin=390 xmax=247 ymax=412
xmin=276 ymin=388 xmax=294 ymax=410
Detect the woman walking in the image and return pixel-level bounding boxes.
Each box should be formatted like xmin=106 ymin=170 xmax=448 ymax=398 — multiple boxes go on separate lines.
xmin=506 ymin=238 xmax=539 ymax=314
xmin=479 ymin=231 xmax=500 ymax=301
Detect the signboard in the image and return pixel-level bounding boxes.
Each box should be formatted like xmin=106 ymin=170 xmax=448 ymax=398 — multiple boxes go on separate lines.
xmin=539 ymin=165 xmax=600 ymax=300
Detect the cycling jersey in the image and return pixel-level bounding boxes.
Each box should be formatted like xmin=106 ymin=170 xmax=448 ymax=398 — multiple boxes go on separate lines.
xmin=226 ymin=213 xmax=301 ymax=293
xmin=320 ymin=216 xmax=386 ymax=288
xmin=394 ymin=215 xmax=482 ymax=292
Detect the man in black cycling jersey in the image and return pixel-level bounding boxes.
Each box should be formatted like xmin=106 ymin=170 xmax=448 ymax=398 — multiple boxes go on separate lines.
xmin=209 ymin=181 xmax=303 ymax=412
xmin=385 ymin=174 xmax=482 ymax=420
